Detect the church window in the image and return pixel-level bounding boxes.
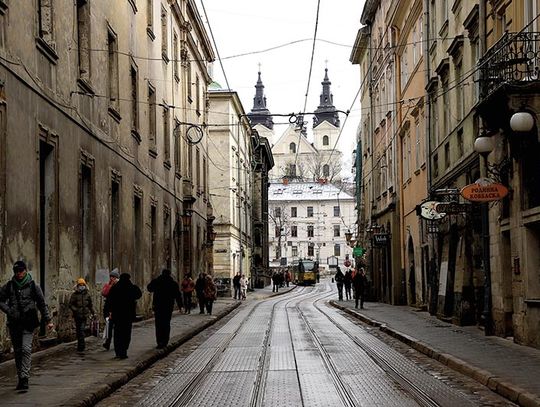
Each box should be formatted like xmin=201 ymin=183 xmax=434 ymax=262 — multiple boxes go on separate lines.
xmin=323 ymin=164 xmax=330 ymax=177
xmin=323 ymin=135 xmax=329 ymax=146
xmin=289 ymin=142 xmax=296 ymax=153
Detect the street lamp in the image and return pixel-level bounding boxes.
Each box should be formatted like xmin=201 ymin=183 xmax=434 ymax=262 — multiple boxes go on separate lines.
xmin=474 ymin=134 xmax=494 ymax=335
xmin=345 ymin=230 xmax=353 ymax=243
xmin=510 ymin=111 xmax=535 ymax=133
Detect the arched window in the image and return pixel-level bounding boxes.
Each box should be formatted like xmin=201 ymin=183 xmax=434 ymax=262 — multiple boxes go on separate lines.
xmin=323 ymin=135 xmax=329 ymax=146
xmin=323 ymin=164 xmax=330 ymax=177
xmin=289 ymin=142 xmax=296 ymax=153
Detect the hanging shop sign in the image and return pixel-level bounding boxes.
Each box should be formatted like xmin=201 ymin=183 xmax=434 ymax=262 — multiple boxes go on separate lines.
xmin=419 ymin=201 xmax=447 ymax=220
xmin=434 ymin=202 xmax=471 ymax=215
xmin=460 ymin=178 xmax=509 ymax=202
xmin=353 ymin=246 xmax=365 ymax=257
xmin=373 ymin=233 xmax=390 ymax=246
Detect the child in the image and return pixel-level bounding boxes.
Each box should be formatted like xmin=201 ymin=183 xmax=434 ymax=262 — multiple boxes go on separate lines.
xmin=69 ymin=278 xmax=95 ymax=352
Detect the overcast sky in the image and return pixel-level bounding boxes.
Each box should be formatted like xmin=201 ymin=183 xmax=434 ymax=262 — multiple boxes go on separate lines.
xmin=198 ymin=0 xmax=366 ymax=179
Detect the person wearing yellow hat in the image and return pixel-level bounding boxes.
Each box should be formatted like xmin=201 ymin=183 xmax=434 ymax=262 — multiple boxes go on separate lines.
xmin=69 ymin=278 xmax=95 ymax=352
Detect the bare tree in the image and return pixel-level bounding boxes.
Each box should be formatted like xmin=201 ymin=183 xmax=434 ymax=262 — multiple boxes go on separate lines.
xmin=268 ymin=205 xmax=290 ymax=260
xmin=304 ymin=155 xmax=342 ymax=183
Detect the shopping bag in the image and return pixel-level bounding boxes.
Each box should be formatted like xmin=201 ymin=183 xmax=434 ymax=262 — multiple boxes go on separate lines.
xmin=102 ymin=317 xmax=110 ymax=340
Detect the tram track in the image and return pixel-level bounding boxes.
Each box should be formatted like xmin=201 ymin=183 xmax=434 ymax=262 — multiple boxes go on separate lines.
xmin=137 ymin=286 xmax=308 ymax=407
xmin=305 ymin=286 xmax=476 ymax=407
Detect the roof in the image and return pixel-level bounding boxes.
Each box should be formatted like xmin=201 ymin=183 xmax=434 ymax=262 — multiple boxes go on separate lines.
xmin=269 ymin=182 xmax=354 ymax=202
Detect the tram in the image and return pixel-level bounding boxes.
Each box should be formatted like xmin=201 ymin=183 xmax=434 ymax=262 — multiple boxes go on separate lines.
xmin=292 ymin=259 xmax=319 ymax=285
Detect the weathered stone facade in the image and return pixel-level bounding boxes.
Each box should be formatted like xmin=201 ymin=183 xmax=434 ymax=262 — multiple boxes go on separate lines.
xmin=0 ymin=0 xmax=214 ymax=349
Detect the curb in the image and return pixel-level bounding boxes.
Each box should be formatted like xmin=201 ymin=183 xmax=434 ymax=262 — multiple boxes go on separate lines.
xmin=63 ymin=301 xmax=241 ymax=407
xmin=329 ymin=301 xmax=540 ymax=407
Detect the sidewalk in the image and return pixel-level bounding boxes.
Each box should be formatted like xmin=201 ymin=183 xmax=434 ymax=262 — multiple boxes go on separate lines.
xmin=331 ymin=299 xmax=540 ymax=407
xmin=0 ymin=285 xmax=293 ymax=407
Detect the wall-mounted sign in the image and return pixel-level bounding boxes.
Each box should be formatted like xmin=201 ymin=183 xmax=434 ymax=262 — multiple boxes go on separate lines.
xmin=434 ymin=202 xmax=471 ymax=215
xmin=327 ymin=256 xmax=338 ymax=267
xmin=419 ymin=201 xmax=446 ymax=220
xmin=460 ymin=178 xmax=509 ymax=202
xmin=373 ymin=233 xmax=390 ymax=246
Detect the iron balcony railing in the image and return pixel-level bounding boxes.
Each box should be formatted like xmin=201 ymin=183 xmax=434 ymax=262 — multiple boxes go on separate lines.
xmin=479 ymin=31 xmax=540 ymax=98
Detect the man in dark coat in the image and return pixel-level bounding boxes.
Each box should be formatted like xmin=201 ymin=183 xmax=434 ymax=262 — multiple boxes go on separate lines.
xmin=271 ymin=272 xmax=279 ymax=293
xmin=107 ymin=273 xmax=142 ymax=359
xmin=147 ymin=269 xmax=181 ymax=349
xmin=195 ymin=273 xmax=206 ymax=314
xmin=353 ymin=267 xmax=368 ymax=309
xmin=232 ymin=272 xmax=241 ymax=300
xmin=334 ymin=266 xmax=345 ymax=301
xmin=0 ymin=261 xmax=53 ymax=390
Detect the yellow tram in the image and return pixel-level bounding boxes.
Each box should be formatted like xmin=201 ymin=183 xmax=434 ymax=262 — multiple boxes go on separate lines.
xmin=292 ymin=259 xmax=319 ymax=286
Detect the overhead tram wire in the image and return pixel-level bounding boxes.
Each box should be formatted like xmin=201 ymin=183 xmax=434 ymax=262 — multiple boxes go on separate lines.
xmin=200 ymin=0 xmax=231 ymax=91
xmin=292 ymin=0 xmax=322 ymax=171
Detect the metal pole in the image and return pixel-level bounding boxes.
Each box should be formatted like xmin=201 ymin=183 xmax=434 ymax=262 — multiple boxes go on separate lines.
xmin=481 ymin=156 xmax=494 ymax=335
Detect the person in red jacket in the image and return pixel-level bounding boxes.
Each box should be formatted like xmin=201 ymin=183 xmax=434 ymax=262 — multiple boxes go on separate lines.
xmin=101 ymin=269 xmax=119 ymax=350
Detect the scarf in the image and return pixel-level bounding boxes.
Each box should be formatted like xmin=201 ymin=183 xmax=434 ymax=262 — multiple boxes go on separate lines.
xmin=13 ymin=273 xmax=32 ymax=289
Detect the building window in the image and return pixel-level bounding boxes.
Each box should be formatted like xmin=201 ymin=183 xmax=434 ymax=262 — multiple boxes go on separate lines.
xmin=292 ymin=246 xmax=298 ymax=257
xmin=307 ymin=225 xmax=314 ymax=237
xmin=203 ymin=157 xmax=207 ymax=197
xmin=323 ymin=135 xmax=329 ymax=146
xmin=196 ymin=147 xmax=201 ymax=190
xmin=76 ymin=0 xmax=90 ymax=81
xmin=163 ymin=208 xmax=171 ymax=269
xmin=334 ymin=244 xmax=341 ymax=256
xmin=130 ymin=64 xmax=139 ymax=134
xmin=148 ymin=84 xmax=156 ymax=152
xmin=80 ymin=164 xmax=93 ymax=281
xmin=333 ymin=225 xmax=340 ymax=237
xmin=291 ymin=207 xmax=297 ymax=217
xmin=163 ymin=105 xmax=170 ymax=162
xmin=173 ymin=31 xmax=179 ymax=81
xmin=415 ymin=120 xmax=420 ymax=170
xmin=187 ymin=61 xmax=192 ymax=102
xmin=291 ymin=226 xmax=297 ymax=237
xmin=444 ymin=142 xmax=450 ymax=169
xmin=289 ymin=142 xmax=296 ymax=153
xmin=433 ymin=153 xmax=439 ymax=178
xmin=457 ymin=129 xmax=463 ymax=158
xmin=38 ymin=0 xmax=55 ymax=46
xmin=333 ymin=206 xmax=340 ymax=217
xmin=455 ymin=61 xmax=463 ymax=121
xmin=110 ymin=179 xmax=121 ymax=269
xmin=323 ymin=164 xmax=330 ymax=177
xmin=274 ymin=207 xmax=281 ymax=218
xmin=174 ymin=118 xmax=181 ymax=174
xmin=161 ymin=6 xmax=168 ymax=61
xmin=147 ymin=0 xmax=153 ymax=29
xmin=107 ymin=28 xmax=119 ymax=113
xmin=150 ymin=204 xmax=157 ymax=277
xmin=307 ymin=206 xmax=313 ymax=217
xmin=307 ymin=244 xmax=314 ymax=257
xmin=196 ymin=75 xmax=201 ymax=114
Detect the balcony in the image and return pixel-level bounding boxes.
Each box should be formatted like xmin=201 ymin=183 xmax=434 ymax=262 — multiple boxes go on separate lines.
xmin=480 ymin=32 xmax=540 ymax=99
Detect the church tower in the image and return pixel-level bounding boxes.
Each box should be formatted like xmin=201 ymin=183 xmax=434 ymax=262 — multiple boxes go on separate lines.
xmin=247 ymin=71 xmax=274 ymax=131
xmin=313 ymin=68 xmax=341 ymax=153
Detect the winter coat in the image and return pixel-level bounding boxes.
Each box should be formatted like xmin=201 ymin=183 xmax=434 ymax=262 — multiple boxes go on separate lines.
xmin=147 ymin=274 xmax=181 ymax=314
xmin=0 ymin=275 xmax=51 ymax=330
xmin=232 ymin=274 xmax=241 ymax=288
xmin=344 ymin=271 xmax=353 ymax=287
xmin=334 ymin=269 xmax=345 ymax=284
xmin=69 ymin=287 xmax=94 ymax=320
xmin=181 ymin=278 xmax=195 ymax=293
xmin=108 ymin=279 xmax=142 ymax=322
xmin=203 ymin=277 xmax=217 ymax=301
xmin=352 ymin=272 xmax=367 ymax=291
xmin=195 ymin=276 xmax=206 ymax=297
xmin=239 ymin=277 xmax=248 ymax=290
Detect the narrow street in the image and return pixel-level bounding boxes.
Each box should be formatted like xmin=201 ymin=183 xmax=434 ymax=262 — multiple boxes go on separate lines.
xmin=98 ymin=283 xmax=514 ymax=407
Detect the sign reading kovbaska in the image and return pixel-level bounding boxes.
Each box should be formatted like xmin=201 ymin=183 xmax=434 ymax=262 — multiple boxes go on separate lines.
xmin=460 ymin=178 xmax=509 ymax=202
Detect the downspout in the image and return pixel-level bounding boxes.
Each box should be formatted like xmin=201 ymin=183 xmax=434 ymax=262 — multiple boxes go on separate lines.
xmin=424 ymin=0 xmax=432 ymax=195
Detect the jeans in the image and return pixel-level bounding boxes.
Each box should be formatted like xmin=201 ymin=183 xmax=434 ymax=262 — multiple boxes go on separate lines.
xmin=9 ymin=326 xmax=33 ymax=379
xmin=233 ymin=286 xmax=241 ymax=300
xmin=344 ymin=284 xmax=352 ymax=301
xmin=183 ymin=292 xmax=192 ymax=313
xmin=205 ymin=300 xmax=214 ymax=315
xmin=337 ymin=283 xmax=344 ymax=300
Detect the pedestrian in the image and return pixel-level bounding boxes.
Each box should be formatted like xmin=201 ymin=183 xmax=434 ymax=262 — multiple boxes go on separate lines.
xmin=344 ymin=269 xmax=353 ymax=301
xmin=101 ymin=268 xmax=119 ymax=350
xmin=353 ymin=267 xmax=368 ymax=309
xmin=181 ymin=274 xmax=195 ymax=313
xmin=69 ymin=278 xmax=95 ymax=352
xmin=0 ymin=260 xmax=54 ymax=390
xmin=232 ymin=272 xmax=241 ymax=300
xmin=147 ymin=269 xmax=182 ymax=349
xmin=107 ymin=273 xmax=142 ymax=359
xmin=285 ymin=270 xmax=291 ymax=287
xmin=271 ymin=272 xmax=279 ymax=293
xmin=239 ymin=274 xmax=247 ymax=300
xmin=195 ymin=273 xmax=206 ymax=314
xmin=334 ymin=266 xmax=345 ymax=301
xmin=203 ymin=275 xmax=217 ymax=315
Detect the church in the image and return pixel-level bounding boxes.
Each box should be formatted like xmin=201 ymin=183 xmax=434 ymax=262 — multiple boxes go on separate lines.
xmin=247 ymin=68 xmax=344 ymax=183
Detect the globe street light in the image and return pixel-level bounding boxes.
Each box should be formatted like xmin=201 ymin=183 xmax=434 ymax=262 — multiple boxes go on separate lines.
xmin=510 ymin=111 xmax=535 ymax=133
